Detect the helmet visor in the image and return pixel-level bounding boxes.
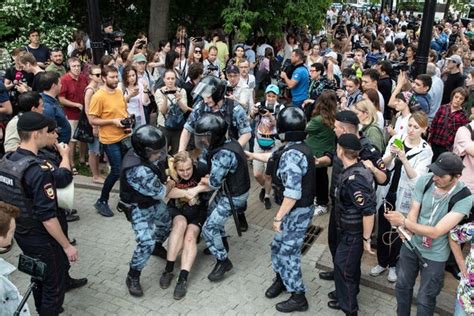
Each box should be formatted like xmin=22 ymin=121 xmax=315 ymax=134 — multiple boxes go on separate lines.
xmin=192 ymin=81 xmax=217 ymax=100
xmin=194 ymin=133 xmax=212 ymax=151
xmin=146 ymin=143 xmax=168 ymax=162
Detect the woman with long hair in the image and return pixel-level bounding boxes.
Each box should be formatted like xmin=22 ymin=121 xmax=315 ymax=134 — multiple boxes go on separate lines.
xmin=121 ymin=65 xmax=149 ymax=128
xmin=154 ymin=69 xmax=190 ymax=154
xmin=306 ymin=90 xmax=337 ymax=215
xmin=371 ymin=111 xmax=432 ymax=282
xmin=363 ymin=88 xmax=384 ymax=129
xmin=353 ymin=99 xmax=386 ymax=152
xmin=429 ymin=87 xmax=470 ymax=161
xmin=84 ymin=65 xmax=105 ymax=184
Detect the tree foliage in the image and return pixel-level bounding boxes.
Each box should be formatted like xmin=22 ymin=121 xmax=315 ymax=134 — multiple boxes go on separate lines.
xmin=0 ymin=0 xmax=77 ymax=52
xmin=222 ymin=0 xmax=333 ymax=39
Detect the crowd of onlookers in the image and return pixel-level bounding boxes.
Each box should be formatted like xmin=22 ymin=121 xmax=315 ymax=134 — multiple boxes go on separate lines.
xmin=1 ymin=5 xmax=474 ymax=314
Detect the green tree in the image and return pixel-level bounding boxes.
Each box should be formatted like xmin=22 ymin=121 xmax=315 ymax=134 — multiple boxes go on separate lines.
xmin=221 ymin=0 xmax=333 ymax=39
xmin=0 ymin=0 xmax=77 ymax=52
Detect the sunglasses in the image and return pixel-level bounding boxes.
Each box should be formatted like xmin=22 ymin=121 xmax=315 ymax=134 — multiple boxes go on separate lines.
xmin=92 ymin=73 xmax=101 ymax=77
xmin=194 ymin=50 xmax=202 ymax=53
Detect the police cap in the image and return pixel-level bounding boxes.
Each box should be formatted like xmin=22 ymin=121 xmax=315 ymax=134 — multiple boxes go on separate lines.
xmin=17 ymin=112 xmax=54 ymax=132
xmin=335 ymin=110 xmax=359 ymax=126
xmin=338 ymin=133 xmax=362 ymax=151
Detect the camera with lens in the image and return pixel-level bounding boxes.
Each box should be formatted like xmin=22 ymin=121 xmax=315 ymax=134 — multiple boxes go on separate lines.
xmin=120 ymin=114 xmax=136 ymax=129
xmin=102 ymin=30 xmax=125 ymax=52
xmin=164 ymin=90 xmax=177 ymax=95
xmin=18 ymin=254 xmax=46 ymax=281
xmin=258 ymin=103 xmax=269 ymax=115
xmin=225 ymin=85 xmax=234 ymax=96
xmin=207 ymin=64 xmax=218 ymax=72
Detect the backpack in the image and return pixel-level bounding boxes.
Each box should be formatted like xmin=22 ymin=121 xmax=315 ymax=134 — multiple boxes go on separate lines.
xmin=421 ymin=176 xmax=472 ymax=225
xmin=161 ymin=89 xmax=186 ymax=130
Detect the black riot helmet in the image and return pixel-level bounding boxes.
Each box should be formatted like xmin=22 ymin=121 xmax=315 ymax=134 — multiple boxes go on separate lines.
xmin=194 ymin=113 xmax=228 ymax=151
xmin=192 ymin=76 xmax=226 ymax=103
xmin=276 ymin=107 xmax=307 ymax=141
xmin=131 ymin=125 xmax=167 ymax=161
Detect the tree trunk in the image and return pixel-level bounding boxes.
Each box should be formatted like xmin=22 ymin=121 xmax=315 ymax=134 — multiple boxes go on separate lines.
xmin=149 ymin=0 xmax=170 ymax=50
xmin=444 ymin=0 xmax=451 ymax=19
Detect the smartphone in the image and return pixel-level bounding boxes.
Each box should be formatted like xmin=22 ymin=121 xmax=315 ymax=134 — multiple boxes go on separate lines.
xmin=393 ymin=138 xmax=404 ymax=150
xmin=18 ymin=254 xmax=47 ymax=281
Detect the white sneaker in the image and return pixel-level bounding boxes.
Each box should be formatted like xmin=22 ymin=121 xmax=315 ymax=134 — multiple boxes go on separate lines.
xmin=370 ymin=265 xmax=387 ymax=276
xmin=387 ymin=267 xmax=397 ymax=283
xmin=313 ymin=204 xmax=328 ymax=216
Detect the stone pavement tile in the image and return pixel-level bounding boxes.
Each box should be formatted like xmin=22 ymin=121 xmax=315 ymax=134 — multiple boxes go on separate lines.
xmin=3 ymin=188 xmax=412 ymax=315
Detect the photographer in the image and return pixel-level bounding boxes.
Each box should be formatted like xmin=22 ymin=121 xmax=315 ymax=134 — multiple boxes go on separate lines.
xmin=203 ymin=46 xmax=221 ymax=77
xmin=279 ymin=49 xmax=309 ymax=108
xmin=249 ymin=84 xmax=284 ymax=210
xmin=0 ymin=201 xmax=30 ymax=315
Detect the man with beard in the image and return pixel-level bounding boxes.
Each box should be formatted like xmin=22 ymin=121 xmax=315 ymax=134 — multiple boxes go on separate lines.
xmin=88 ymin=66 xmax=131 ymax=218
xmin=46 ymin=48 xmax=66 ymax=76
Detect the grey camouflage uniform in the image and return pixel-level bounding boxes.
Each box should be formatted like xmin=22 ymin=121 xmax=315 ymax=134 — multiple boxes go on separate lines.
xmin=126 ymin=165 xmax=171 ymax=271
xmin=271 ymin=141 xmax=313 ymax=293
xmin=202 ymin=146 xmax=249 ymax=261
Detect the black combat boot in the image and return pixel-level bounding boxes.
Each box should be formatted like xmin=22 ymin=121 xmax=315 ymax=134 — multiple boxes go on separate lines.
xmin=275 ymin=292 xmax=309 ymax=313
xmin=126 ymin=268 xmax=143 ymax=297
xmin=208 ymin=258 xmax=233 ymax=282
xmin=238 ymin=213 xmax=248 ymax=232
xmin=265 ymin=273 xmax=286 ymax=298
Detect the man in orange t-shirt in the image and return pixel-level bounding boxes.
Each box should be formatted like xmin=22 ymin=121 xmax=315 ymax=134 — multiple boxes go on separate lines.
xmin=88 ymin=65 xmax=130 ymax=217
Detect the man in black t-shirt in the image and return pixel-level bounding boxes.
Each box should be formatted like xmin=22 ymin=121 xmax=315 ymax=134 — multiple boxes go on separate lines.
xmin=24 ymin=29 xmax=50 ymax=69
xmin=442 ymin=54 xmax=465 ymax=105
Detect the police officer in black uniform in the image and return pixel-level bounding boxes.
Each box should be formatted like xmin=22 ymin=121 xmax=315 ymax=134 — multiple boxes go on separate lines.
xmin=38 ymin=119 xmax=88 ymax=292
xmin=317 ymin=111 xmax=388 ymax=281
xmin=0 ymin=112 xmax=78 ymax=315
xmin=327 ymin=133 xmax=376 ymax=315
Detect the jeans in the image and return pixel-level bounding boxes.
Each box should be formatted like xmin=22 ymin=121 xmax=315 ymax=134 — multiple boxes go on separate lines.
xmin=396 ymin=245 xmax=446 ymax=316
xmin=100 ymin=142 xmax=123 ymax=202
xmin=454 ymin=299 xmax=468 ymax=316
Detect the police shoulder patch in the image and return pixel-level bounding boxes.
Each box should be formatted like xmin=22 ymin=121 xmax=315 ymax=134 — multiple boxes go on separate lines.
xmin=377 ymin=159 xmax=386 ymax=170
xmin=353 ymin=191 xmax=365 ymax=206
xmin=43 ymin=183 xmax=55 ymax=200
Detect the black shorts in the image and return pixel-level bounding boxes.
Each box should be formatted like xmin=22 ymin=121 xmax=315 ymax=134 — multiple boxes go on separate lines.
xmin=168 ymin=205 xmax=206 ymax=228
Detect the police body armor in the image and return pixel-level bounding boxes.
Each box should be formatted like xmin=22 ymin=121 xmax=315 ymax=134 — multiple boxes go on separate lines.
xmin=207 ymin=140 xmax=250 ymax=197
xmin=334 ymin=162 xmax=375 ymax=234
xmin=119 ymin=149 xmax=166 ymax=209
xmin=0 ymin=152 xmax=43 ymax=234
xmin=270 ymin=142 xmax=316 ymax=208
xmin=199 ymin=99 xmax=239 ymax=140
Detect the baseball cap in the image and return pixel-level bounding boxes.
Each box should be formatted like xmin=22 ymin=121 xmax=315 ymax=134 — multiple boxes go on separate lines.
xmin=17 ymin=112 xmax=54 ymax=132
xmin=133 ymin=53 xmax=147 ymax=63
xmin=226 ymin=64 xmax=240 ymax=74
xmin=427 ymin=152 xmax=464 ymax=176
xmin=446 ymin=54 xmax=462 ymax=65
xmin=325 ymin=52 xmax=338 ymax=60
xmin=335 ymin=110 xmax=359 ymax=126
xmin=265 ymin=84 xmax=280 ymax=96
xmin=338 ymin=133 xmax=362 ymax=151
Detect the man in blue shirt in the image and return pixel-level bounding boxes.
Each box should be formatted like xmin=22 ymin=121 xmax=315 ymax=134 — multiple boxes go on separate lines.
xmin=280 ymin=49 xmax=309 ymax=108
xmin=38 ymin=72 xmax=71 ymax=144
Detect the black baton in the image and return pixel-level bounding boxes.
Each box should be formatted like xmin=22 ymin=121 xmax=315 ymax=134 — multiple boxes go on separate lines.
xmin=223 ymin=180 xmax=242 ymax=237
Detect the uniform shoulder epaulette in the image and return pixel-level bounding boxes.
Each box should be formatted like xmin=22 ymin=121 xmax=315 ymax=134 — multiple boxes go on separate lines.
xmin=39 ymin=162 xmax=51 ymax=171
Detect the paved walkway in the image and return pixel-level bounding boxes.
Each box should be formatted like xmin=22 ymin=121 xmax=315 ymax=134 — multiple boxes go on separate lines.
xmin=3 ymin=187 xmax=415 ymax=315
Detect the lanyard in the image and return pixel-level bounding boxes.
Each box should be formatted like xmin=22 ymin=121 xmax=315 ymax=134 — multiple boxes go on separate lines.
xmin=428 ymin=184 xmax=457 ymax=225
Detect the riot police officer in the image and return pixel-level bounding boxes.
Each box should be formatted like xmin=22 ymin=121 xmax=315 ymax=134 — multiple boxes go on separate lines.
xmin=120 ymin=125 xmax=175 ymax=297
xmin=194 ymin=113 xmax=250 ymax=282
xmin=328 ymin=133 xmax=376 ymax=314
xmin=0 ymin=112 xmax=78 ymax=315
xmin=178 ymin=76 xmax=252 ymax=231
xmin=246 ymin=107 xmax=316 ymax=313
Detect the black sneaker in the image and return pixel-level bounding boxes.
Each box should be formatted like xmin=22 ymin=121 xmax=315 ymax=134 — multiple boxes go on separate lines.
xmin=259 ymin=188 xmax=265 ymax=202
xmin=94 ymin=200 xmax=114 ymax=217
xmin=126 ymin=275 xmax=143 ymax=297
xmin=264 ymin=197 xmax=272 ymax=210
xmin=66 ymin=277 xmax=88 ymax=292
xmin=160 ymin=271 xmax=174 ymax=289
xmin=66 ymin=213 xmax=80 ymax=222
xmin=173 ymin=278 xmax=187 ymax=300
xmin=151 ymin=244 xmax=167 ymax=259
xmin=208 ymin=258 xmax=233 ymax=282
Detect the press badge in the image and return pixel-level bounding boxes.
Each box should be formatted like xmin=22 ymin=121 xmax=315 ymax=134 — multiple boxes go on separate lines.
xmin=422 ymin=236 xmax=432 ymax=248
